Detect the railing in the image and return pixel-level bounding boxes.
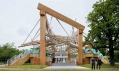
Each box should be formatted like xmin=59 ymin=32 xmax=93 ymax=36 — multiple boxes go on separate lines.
xmin=84 ymin=48 xmax=109 ymax=63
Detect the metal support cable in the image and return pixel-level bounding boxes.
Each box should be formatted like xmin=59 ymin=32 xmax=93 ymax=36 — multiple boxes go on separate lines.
xmin=49 ymin=17 xmax=52 ymax=25
xmin=34 ymin=33 xmax=40 ymax=40
xmin=56 ymin=18 xmax=74 ymax=43
xmin=23 ymin=19 xmax=40 ymax=44
xmin=56 ymin=19 xmax=70 ymax=37
xmin=32 ymin=28 xmax=40 ymax=41
xmin=83 ymin=32 xmax=87 ymax=38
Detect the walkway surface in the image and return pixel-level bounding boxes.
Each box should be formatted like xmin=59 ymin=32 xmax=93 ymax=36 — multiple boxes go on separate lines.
xmin=44 ymin=63 xmax=89 ymax=70
xmin=44 ymin=66 xmax=89 ymax=70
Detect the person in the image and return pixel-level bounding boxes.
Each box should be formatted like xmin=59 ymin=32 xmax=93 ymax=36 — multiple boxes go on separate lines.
xmin=52 ymin=58 xmax=55 ymax=63
xmin=96 ymin=57 xmax=102 ymax=69
xmin=91 ymin=57 xmax=96 ymax=69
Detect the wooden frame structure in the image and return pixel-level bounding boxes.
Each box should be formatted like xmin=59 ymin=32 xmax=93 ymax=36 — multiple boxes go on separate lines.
xmin=37 ymin=3 xmax=85 ymax=65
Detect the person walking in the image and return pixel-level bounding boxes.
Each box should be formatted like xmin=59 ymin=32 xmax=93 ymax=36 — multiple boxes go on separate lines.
xmin=96 ymin=57 xmax=102 ymax=69
xmin=91 ymin=57 xmax=96 ymax=69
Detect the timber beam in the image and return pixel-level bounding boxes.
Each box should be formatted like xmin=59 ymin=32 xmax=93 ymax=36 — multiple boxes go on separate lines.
xmin=37 ymin=3 xmax=85 ymax=30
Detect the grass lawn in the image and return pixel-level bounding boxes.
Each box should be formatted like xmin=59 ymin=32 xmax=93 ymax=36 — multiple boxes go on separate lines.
xmin=0 ymin=70 xmax=119 ymax=71
xmin=80 ymin=63 xmax=119 ymax=68
xmin=0 ymin=64 xmax=48 ymax=68
xmin=0 ymin=62 xmax=4 ymax=65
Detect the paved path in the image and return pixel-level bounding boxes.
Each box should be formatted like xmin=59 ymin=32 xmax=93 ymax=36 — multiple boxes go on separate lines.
xmin=44 ymin=63 xmax=89 ymax=70
xmin=44 ymin=66 xmax=89 ymax=70
xmin=0 ymin=64 xmax=7 ymax=67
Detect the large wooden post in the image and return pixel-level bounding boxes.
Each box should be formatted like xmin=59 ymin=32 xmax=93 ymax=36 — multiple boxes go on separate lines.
xmin=68 ymin=51 xmax=70 ymax=63
xmin=78 ymin=30 xmax=83 ymax=64
xmin=40 ymin=10 xmax=46 ymax=65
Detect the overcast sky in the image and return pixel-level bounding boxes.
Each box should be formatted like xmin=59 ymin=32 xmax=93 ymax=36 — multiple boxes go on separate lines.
xmin=0 ymin=0 xmax=98 ymax=49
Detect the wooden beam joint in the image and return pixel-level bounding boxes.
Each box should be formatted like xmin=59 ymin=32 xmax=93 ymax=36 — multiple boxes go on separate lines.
xmin=79 ymin=30 xmax=83 ymax=34
xmin=40 ymin=10 xmax=46 ymax=16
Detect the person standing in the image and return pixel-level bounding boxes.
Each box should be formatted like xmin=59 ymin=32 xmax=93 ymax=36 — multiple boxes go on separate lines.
xmin=52 ymin=58 xmax=55 ymax=63
xmin=91 ymin=57 xmax=96 ymax=69
xmin=96 ymin=57 xmax=102 ymax=69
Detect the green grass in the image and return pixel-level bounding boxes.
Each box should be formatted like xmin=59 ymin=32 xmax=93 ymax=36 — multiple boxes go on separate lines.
xmin=80 ymin=64 xmax=119 ymax=68
xmin=0 ymin=62 xmax=4 ymax=65
xmin=0 ymin=70 xmax=119 ymax=71
xmin=0 ymin=65 xmax=48 ymax=68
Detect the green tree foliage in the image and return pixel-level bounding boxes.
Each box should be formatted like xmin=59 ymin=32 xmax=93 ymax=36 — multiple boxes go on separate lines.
xmin=114 ymin=51 xmax=119 ymax=62
xmin=0 ymin=43 xmax=21 ymax=62
xmin=86 ymin=0 xmax=119 ymax=66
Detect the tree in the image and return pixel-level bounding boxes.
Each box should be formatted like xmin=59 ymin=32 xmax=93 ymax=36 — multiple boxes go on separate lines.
xmin=114 ymin=51 xmax=119 ymax=62
xmin=0 ymin=43 xmax=21 ymax=62
xmin=86 ymin=0 xmax=119 ymax=66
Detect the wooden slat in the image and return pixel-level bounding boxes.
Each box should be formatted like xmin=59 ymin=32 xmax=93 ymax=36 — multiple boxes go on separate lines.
xmin=46 ymin=34 xmax=78 ymax=48
xmin=19 ymin=40 xmax=40 ymax=47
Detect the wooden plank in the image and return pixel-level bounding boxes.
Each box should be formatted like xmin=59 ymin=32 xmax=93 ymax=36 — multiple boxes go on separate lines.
xmin=46 ymin=34 xmax=78 ymax=48
xmin=37 ymin=3 xmax=85 ymax=30
xmin=19 ymin=40 xmax=40 ymax=47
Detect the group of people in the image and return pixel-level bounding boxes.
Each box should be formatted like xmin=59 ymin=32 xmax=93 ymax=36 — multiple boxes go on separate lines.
xmin=91 ymin=57 xmax=102 ymax=69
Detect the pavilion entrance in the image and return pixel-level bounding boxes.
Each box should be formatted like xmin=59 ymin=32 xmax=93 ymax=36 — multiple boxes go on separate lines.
xmin=50 ymin=43 xmax=78 ymax=66
xmin=54 ymin=51 xmax=68 ymax=63
xmin=51 ymin=51 xmax=77 ymax=66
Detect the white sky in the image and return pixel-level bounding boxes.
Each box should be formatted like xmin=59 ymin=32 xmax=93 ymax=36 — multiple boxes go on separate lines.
xmin=0 ymin=0 xmax=98 ymax=49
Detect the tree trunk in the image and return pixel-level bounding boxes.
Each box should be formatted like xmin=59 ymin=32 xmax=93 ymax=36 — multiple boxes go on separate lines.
xmin=109 ymin=38 xmax=115 ymax=66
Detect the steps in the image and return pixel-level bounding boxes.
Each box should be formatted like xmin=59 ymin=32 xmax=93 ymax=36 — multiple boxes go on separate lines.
xmin=101 ymin=58 xmax=109 ymax=64
xmin=10 ymin=54 xmax=30 ymax=66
